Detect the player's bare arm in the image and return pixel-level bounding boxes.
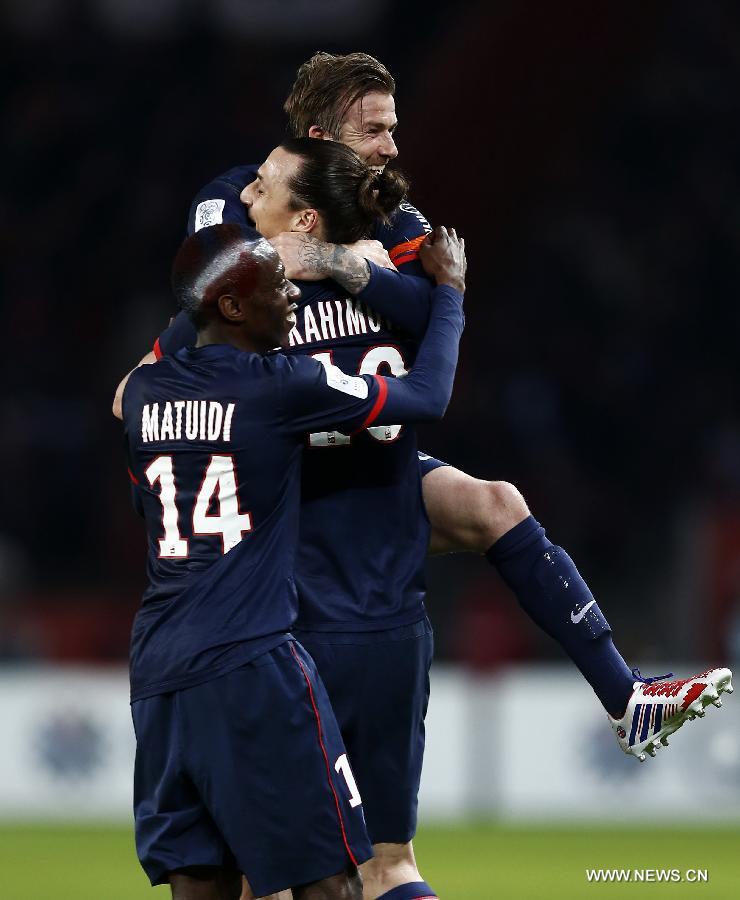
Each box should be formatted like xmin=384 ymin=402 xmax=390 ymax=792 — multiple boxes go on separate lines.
xmin=112 ymin=350 xmax=157 ymax=420
xmin=268 ymin=232 xmax=376 ymax=293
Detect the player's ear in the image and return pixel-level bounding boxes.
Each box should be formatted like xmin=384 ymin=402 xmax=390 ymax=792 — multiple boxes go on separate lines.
xmin=307 ymin=125 xmax=332 ymax=141
xmin=217 ymin=293 xmax=246 ymax=322
xmin=291 ymin=208 xmax=319 ymax=234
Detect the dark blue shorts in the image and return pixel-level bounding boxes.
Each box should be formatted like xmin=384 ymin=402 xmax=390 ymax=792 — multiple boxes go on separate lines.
xmin=295 ymin=617 xmax=434 ymax=845
xmin=131 ymin=640 xmax=372 ymax=896
xmin=417 ymin=451 xmax=449 ymax=479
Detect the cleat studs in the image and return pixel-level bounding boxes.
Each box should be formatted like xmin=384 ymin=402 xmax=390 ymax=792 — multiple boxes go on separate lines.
xmin=648 ymin=747 xmax=657 ymax=757
xmin=696 ymin=709 xmax=705 ymax=718
xmin=638 ymin=752 xmax=647 ymax=762
xmin=725 ymin=685 xmax=733 ymax=694
xmin=713 ymin=699 xmax=722 ymax=708
xmin=661 ymin=736 xmax=669 ymax=746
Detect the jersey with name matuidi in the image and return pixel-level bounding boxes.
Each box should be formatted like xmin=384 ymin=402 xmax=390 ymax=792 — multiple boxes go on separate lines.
xmin=123 ymin=346 xmax=391 ymax=700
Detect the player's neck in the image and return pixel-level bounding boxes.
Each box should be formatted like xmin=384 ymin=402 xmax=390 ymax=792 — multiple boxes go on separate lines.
xmin=196 ymin=325 xmax=269 ymax=355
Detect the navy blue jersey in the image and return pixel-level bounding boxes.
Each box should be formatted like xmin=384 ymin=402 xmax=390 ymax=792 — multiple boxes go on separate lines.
xmin=126 ymin=289 xmax=462 ymax=698
xmin=155 ymin=165 xmax=439 ymax=631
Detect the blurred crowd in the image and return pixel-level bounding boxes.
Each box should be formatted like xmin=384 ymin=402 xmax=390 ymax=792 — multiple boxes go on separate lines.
xmin=3 ymin=1 xmax=739 ymax=668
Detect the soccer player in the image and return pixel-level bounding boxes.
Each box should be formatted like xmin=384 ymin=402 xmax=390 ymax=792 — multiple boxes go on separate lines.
xmin=118 ymin=55 xmax=733 ymax=900
xmin=122 ymin=222 xmax=466 ymax=900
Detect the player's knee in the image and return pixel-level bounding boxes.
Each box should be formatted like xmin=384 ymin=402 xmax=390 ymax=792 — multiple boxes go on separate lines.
xmin=476 ymin=480 xmax=529 ymax=547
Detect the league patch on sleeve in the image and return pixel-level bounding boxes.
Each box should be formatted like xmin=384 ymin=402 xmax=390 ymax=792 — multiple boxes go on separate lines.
xmin=324 ymin=364 xmax=369 ymax=399
xmin=194 ymin=199 xmax=226 ymax=231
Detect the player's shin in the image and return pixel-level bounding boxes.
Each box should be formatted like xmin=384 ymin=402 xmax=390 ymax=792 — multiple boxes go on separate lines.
xmin=486 ymin=515 xmax=634 ymax=718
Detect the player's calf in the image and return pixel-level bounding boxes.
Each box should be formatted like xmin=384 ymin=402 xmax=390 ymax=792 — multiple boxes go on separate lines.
xmin=292 ymin=866 xmax=363 ymax=899
xmin=170 ymin=866 xmax=243 ymax=900
xmin=240 ymin=876 xmax=292 ymax=900
xmin=359 ymin=842 xmax=437 ymax=900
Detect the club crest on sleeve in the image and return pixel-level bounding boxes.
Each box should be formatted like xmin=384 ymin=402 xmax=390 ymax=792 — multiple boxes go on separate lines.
xmin=194 ymin=199 xmax=226 ymax=231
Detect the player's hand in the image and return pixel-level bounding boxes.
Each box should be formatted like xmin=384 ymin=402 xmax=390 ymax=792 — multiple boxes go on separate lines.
xmin=342 ymin=239 xmax=397 ymax=271
xmin=268 ymin=232 xmax=332 ymax=281
xmin=418 ymin=226 xmax=466 ymax=294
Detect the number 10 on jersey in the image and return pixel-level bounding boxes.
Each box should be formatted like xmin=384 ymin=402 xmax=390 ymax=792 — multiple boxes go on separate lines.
xmin=309 ymin=346 xmax=407 ymax=447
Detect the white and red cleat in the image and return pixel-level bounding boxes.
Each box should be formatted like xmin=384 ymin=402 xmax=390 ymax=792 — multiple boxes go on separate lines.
xmin=608 ymin=667 xmax=733 ymax=762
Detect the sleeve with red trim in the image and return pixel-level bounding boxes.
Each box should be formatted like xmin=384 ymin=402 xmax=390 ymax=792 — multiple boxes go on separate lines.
xmin=279 ymin=355 xmax=386 ymax=437
xmin=281 ymin=284 xmax=464 ymax=433
xmin=357 ymin=260 xmax=434 ymax=338
xmin=379 ymin=284 xmax=464 ymax=424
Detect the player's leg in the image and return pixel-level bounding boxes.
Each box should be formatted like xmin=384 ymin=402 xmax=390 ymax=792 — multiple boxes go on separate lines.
xmin=131 ymin=693 xmax=242 ymax=895
xmin=180 ymin=643 xmax=371 ymax=898
xmin=360 ymin=843 xmax=436 ymax=900
xmin=240 ymin=877 xmax=291 ymax=900
xmin=170 ymin=866 xmax=242 ymax=899
xmin=293 ymin=867 xmax=363 ymax=899
xmin=422 ymin=457 xmax=734 ymax=760
xmin=421 ymin=460 xmax=636 ymax=719
xmin=298 ymin=622 xmax=438 ymax=900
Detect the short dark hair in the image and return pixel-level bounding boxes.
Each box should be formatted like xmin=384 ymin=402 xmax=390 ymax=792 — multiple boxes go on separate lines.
xmin=171 ymin=225 xmax=265 ymax=328
xmin=280 ymin=137 xmax=407 ymax=244
xmin=284 ymin=51 xmax=395 ymax=139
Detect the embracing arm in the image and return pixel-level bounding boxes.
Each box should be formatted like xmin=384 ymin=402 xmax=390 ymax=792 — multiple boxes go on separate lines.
xmin=269 ymin=233 xmax=439 ymax=337
xmin=284 ymin=227 xmax=466 ymax=432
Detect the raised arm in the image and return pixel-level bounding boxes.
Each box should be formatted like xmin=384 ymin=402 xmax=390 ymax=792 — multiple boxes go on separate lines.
xmin=283 ymin=227 xmax=466 ymax=433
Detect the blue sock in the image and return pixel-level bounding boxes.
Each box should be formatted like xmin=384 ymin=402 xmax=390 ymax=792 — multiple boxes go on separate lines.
xmin=375 ymin=882 xmax=438 ymax=900
xmin=486 ymin=515 xmax=635 ymax=718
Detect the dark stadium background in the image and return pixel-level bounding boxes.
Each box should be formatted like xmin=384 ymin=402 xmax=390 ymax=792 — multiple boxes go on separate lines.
xmin=3 ymin=0 xmax=740 ymax=676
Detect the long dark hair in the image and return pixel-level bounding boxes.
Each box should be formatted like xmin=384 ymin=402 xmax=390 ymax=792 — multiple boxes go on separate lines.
xmin=280 ymin=137 xmax=408 ymax=244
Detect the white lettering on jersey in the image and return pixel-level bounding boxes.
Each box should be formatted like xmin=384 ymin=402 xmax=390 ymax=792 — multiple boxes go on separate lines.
xmin=303 ymin=306 xmax=321 ymax=343
xmin=345 ymin=299 xmax=366 ymax=336
xmin=140 ymin=401 xmax=235 ymax=443
xmin=142 ymin=403 xmax=159 ymax=443
xmin=324 ymin=363 xmax=369 ymax=399
xmin=288 ymin=297 xmax=391 ymax=348
xmin=398 ymin=201 xmax=433 ymax=235
xmin=194 ymin=198 xmax=226 ymax=232
xmin=317 ymin=301 xmax=336 ymax=339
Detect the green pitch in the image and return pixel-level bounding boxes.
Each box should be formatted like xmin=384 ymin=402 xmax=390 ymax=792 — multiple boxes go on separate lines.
xmin=1 ymin=821 xmax=739 ymax=899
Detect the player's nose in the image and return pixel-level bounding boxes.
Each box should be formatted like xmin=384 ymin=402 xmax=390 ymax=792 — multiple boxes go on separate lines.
xmin=380 ymin=132 xmax=398 ymax=160
xmin=287 ymin=280 xmax=301 ymax=301
xmin=239 ymin=184 xmax=252 ymax=206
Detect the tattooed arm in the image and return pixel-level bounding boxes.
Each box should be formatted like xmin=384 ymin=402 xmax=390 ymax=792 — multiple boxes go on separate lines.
xmin=268 ymin=232 xmax=376 ymax=293
xmin=269 ymin=231 xmax=436 ymax=336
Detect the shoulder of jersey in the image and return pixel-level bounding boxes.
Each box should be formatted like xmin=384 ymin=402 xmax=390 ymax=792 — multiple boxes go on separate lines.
xmin=191 ymin=163 xmax=259 ymax=233
xmin=389 ymin=201 xmax=433 ymax=235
